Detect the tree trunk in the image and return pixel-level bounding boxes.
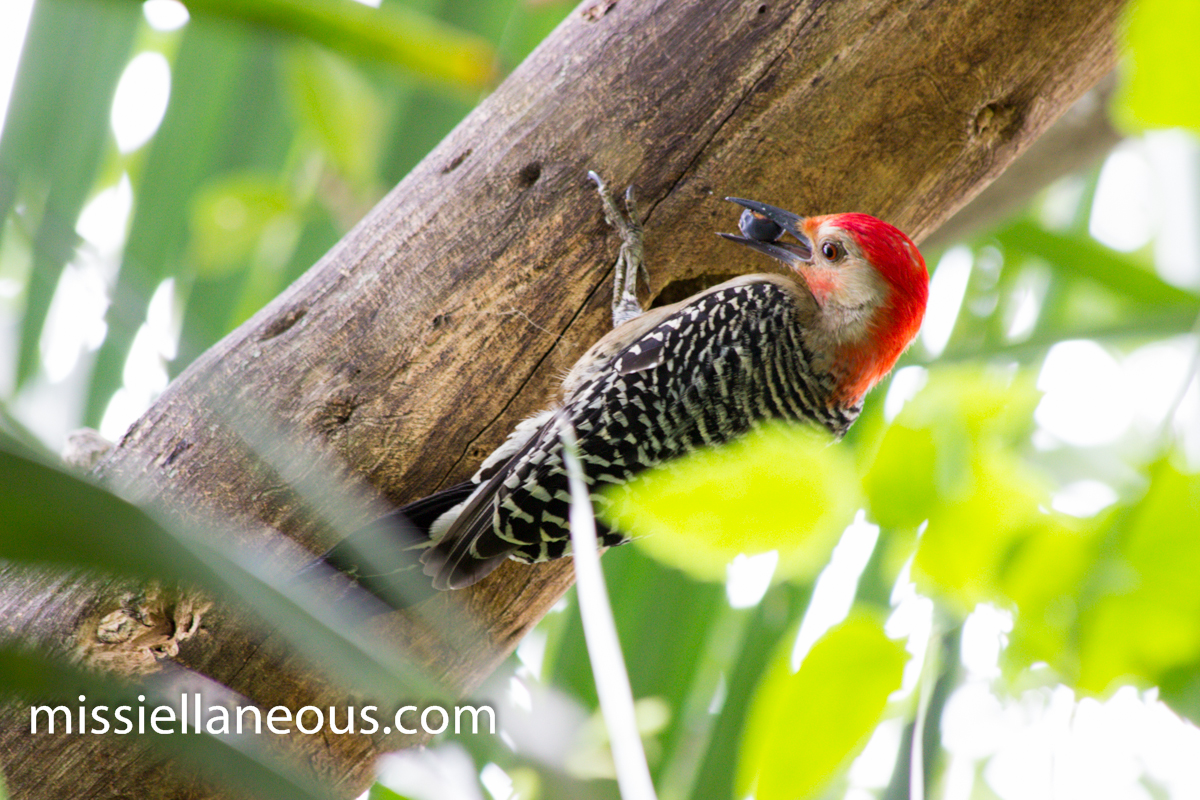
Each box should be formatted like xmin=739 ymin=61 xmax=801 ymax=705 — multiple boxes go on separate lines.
xmin=1 ymin=0 xmax=1122 ymax=796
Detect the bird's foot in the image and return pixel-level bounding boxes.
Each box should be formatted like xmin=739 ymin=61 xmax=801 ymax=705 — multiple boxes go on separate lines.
xmin=588 ymin=170 xmax=648 ymax=328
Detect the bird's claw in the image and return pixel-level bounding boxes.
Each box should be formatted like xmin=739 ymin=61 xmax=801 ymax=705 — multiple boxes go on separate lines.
xmin=590 ymin=171 xmax=647 ymax=328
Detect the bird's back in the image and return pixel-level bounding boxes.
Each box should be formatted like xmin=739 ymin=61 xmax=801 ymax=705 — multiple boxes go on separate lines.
xmin=425 ymin=275 xmax=863 ymax=580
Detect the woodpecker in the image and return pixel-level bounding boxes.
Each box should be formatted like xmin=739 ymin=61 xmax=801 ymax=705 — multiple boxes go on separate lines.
xmin=318 ymin=174 xmax=928 ymax=603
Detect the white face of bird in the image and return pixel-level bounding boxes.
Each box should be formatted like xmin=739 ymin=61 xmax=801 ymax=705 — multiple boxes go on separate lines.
xmin=798 ymin=218 xmax=891 ymax=343
xmin=719 ymin=201 xmax=889 ymax=342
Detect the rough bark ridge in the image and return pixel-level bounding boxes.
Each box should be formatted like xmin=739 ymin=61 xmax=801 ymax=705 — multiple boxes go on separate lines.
xmin=1 ymin=0 xmax=1121 ymax=797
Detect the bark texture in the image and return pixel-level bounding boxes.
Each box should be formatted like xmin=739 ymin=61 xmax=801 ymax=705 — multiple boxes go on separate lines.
xmin=1 ymin=0 xmax=1122 ymax=797
xmin=921 ymin=72 xmax=1121 ymax=252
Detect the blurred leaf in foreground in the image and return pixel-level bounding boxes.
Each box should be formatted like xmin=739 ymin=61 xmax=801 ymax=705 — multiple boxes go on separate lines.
xmin=0 ymin=438 xmax=203 ymax=582
xmin=998 ymin=509 xmax=1100 ymax=676
xmin=991 ymin=455 xmax=1200 ymax=724
xmin=1078 ymin=459 xmax=1200 ymax=705
xmin=0 ymin=435 xmax=438 ymax=699
xmin=862 ymin=367 xmax=1054 ymax=611
xmin=914 ymin=445 xmax=1061 ymax=612
xmin=737 ymin=613 xmax=906 ymax=800
xmin=1113 ymin=0 xmax=1200 ymax=133
xmin=603 ymin=421 xmax=861 ymax=582
xmin=867 ymin=366 xmax=1200 ymax=722
xmin=862 ymin=367 xmax=1043 ymax=529
xmin=0 ymin=647 xmax=334 ymax=800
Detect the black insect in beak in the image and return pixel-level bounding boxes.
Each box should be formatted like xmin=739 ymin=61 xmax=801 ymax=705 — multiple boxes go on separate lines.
xmin=719 ymin=197 xmax=813 ymax=268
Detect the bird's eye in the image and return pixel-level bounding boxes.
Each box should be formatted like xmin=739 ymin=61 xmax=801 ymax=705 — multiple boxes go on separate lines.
xmin=821 ymin=241 xmax=843 ymax=261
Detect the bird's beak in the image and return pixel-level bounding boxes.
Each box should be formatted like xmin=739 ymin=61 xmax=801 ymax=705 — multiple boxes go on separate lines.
xmin=718 ymin=197 xmax=812 ymax=268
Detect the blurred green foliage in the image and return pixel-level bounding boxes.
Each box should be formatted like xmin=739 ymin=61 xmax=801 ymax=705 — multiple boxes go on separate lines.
xmin=871 ymin=369 xmax=1055 ymax=612
xmin=737 ymin=614 xmax=906 ymax=800
xmin=1114 ymin=0 xmax=1200 ymax=133
xmin=2 ymin=0 xmax=1200 ymax=799
xmin=607 ymin=421 xmax=861 ymax=583
xmin=860 ymin=368 xmax=1200 ymax=711
xmin=0 ymin=0 xmax=575 ymax=426
xmin=178 ymin=0 xmax=501 ymax=89
xmin=1077 ymin=461 xmax=1200 ymax=701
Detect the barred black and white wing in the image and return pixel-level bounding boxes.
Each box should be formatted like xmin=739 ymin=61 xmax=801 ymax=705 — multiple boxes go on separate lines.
xmin=420 ymin=274 xmax=859 ymax=591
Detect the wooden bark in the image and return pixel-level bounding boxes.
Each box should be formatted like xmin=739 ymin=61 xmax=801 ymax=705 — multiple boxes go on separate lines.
xmin=1 ymin=0 xmax=1122 ymax=797
xmin=921 ymin=72 xmax=1121 ymax=252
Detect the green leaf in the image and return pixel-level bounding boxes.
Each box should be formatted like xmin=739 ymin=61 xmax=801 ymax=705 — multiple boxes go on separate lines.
xmin=968 ymin=455 xmax=1200 ymax=719
xmin=999 ymin=513 xmax=1101 ymax=674
xmin=861 ymin=367 xmax=1078 ymax=615
xmin=369 ymin=785 xmax=414 ymax=800
xmin=497 ymin=0 xmax=576 ymax=66
xmin=189 ymin=174 xmax=294 ymax=278
xmin=285 ymin=46 xmax=385 ymax=191
xmin=862 ymin=367 xmax=1041 ymax=532
xmin=1113 ymin=0 xmax=1200 ymax=133
xmin=861 ymin=421 xmax=939 ymax=530
xmin=913 ymin=447 xmax=1055 ymax=611
xmin=1077 ymin=460 xmax=1200 ymax=699
xmin=87 ymin=17 xmax=261 ymax=426
xmin=0 ymin=439 xmax=438 ymax=698
xmin=0 ymin=408 xmax=52 ymax=461
xmin=604 ymin=421 xmax=862 ymax=582
xmin=737 ymin=613 xmax=906 ymax=800
xmin=0 ymin=442 xmax=207 ymax=582
xmin=993 ymin=221 xmax=1199 ymax=308
xmin=937 ymin=306 xmax=1200 ymax=364
xmin=181 ymin=0 xmax=498 ymax=90
xmin=3 ymin=0 xmax=140 ymax=389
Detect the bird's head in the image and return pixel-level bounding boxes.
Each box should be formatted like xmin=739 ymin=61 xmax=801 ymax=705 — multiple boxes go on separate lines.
xmin=720 ymin=198 xmax=929 ymax=405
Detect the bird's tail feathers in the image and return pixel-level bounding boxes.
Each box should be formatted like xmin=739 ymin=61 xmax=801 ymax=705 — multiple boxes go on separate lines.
xmin=299 ymin=481 xmax=477 ymax=610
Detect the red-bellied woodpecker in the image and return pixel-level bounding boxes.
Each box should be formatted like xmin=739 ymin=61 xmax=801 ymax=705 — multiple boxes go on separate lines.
xmin=319 ymin=173 xmax=929 ymax=602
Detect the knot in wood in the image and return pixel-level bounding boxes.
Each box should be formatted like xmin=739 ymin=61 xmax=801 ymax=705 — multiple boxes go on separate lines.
xmin=972 ymin=99 xmax=1025 ymax=146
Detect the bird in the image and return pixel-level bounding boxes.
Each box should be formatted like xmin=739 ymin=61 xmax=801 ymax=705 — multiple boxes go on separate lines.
xmin=314 ymin=173 xmax=929 ymax=607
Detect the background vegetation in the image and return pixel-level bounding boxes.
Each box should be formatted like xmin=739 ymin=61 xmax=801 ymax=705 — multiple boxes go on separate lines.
xmin=1 ymin=0 xmax=1198 ymax=799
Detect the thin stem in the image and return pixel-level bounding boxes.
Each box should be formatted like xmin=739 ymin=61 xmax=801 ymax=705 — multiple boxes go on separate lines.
xmin=910 ymin=626 xmax=941 ymax=800
xmin=559 ymin=421 xmax=658 ymax=800
xmin=1158 ymin=309 xmax=1200 ymax=446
